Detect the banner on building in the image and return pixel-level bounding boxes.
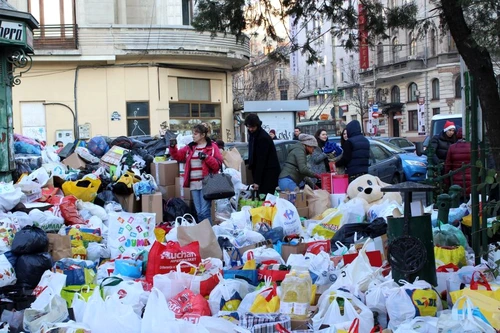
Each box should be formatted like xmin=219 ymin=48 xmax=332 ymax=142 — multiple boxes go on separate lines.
xmin=358 ymin=4 xmax=369 ymax=69
xmin=418 ymin=97 xmax=425 ymax=135
xmin=367 ymin=105 xmax=374 ymax=135
xmin=289 ymin=15 xmax=299 ymax=76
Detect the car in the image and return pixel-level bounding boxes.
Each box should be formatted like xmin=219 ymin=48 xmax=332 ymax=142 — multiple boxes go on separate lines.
xmin=225 ymin=140 xmax=296 ymax=169
xmin=372 ymin=139 xmax=428 ymax=182
xmin=376 ymin=137 xmax=416 ymax=153
xmin=328 ymin=136 xmax=405 ymax=184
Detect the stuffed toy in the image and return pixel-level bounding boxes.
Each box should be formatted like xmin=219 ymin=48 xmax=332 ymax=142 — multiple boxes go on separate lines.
xmin=346 ymin=174 xmax=402 ymax=211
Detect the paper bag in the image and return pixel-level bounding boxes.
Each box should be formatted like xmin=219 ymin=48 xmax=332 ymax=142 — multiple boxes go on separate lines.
xmin=222 ymin=148 xmax=243 ymax=171
xmin=47 ymin=234 xmax=72 ymax=261
xmin=304 ymin=185 xmax=331 ymax=217
xmin=177 ymin=219 xmax=223 ymax=259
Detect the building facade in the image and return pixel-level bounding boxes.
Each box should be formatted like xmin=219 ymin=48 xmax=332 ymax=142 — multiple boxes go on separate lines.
xmin=291 ymin=0 xmax=462 ymax=140
xmin=10 ymin=0 xmax=249 ymax=145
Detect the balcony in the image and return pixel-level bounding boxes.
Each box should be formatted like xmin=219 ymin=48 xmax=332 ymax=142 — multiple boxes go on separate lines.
xmin=34 ymin=24 xmax=78 ymax=50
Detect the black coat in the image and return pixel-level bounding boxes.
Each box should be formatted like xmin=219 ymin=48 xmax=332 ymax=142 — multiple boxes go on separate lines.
xmin=336 ymin=120 xmax=370 ymax=177
xmin=248 ymin=127 xmax=281 ymax=195
xmin=429 ymin=131 xmax=457 ymax=164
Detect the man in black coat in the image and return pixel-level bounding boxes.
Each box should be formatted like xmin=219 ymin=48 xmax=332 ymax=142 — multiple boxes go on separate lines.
xmin=244 ymin=114 xmax=281 ymax=195
xmin=335 ymin=120 xmax=370 ymax=183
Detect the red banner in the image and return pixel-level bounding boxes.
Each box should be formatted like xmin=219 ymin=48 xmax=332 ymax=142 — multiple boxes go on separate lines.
xmin=358 ymin=4 xmax=369 ymax=69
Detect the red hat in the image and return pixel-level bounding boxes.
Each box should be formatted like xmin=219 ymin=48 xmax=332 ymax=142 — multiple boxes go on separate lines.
xmin=443 ymin=120 xmax=456 ymax=132
xmin=269 ymin=129 xmax=276 ymax=134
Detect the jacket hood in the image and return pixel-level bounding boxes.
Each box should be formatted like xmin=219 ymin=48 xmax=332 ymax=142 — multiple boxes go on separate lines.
xmin=287 ymin=142 xmax=304 ymax=154
xmin=346 ymin=120 xmax=362 ymax=137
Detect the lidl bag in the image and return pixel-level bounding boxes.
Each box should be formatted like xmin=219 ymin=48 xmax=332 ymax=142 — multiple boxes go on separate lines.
xmin=434 ymin=245 xmax=467 ymax=267
xmin=248 ymin=283 xmax=280 ymax=313
xmin=145 ymin=241 xmax=201 ymax=282
xmin=107 ymin=211 xmax=156 ymax=259
xmin=62 ymin=176 xmax=101 ymax=202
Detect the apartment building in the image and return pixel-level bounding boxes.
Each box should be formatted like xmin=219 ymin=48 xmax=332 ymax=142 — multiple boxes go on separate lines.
xmin=10 ymin=0 xmax=250 ymax=145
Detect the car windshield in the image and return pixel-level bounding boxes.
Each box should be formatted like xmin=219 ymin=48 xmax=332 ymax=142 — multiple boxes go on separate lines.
xmin=372 ymin=139 xmax=406 ymax=154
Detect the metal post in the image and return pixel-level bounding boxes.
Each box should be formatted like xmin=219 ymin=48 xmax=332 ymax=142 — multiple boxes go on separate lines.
xmin=480 ymin=121 xmax=488 ymax=259
xmin=448 ymin=185 xmax=462 ymax=208
xmin=469 ymin=73 xmax=480 ymax=264
xmin=437 ymin=194 xmax=451 ymax=224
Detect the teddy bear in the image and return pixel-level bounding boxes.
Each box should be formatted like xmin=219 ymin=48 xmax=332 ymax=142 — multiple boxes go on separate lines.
xmin=345 ymin=174 xmax=403 ymax=220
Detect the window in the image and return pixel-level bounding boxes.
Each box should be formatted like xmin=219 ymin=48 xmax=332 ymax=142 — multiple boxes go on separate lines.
xmin=340 ymin=58 xmax=344 ymax=82
xmin=178 ymin=78 xmax=210 ymax=101
xmin=371 ymin=145 xmax=391 ymax=162
xmin=392 ymin=37 xmax=400 ymax=62
xmin=408 ymin=110 xmax=418 ymax=131
xmin=29 ymin=0 xmax=74 ymax=26
xmin=430 ymin=29 xmax=436 ymax=56
xmin=182 ymin=0 xmax=192 ymax=25
xmin=127 ymin=102 xmax=150 ymax=136
xmin=29 ymin=0 xmax=76 ymax=48
xmin=431 ymin=79 xmax=440 ymax=100
xmin=432 ymin=108 xmax=440 ymax=115
xmin=280 ymin=90 xmax=288 ymax=100
xmin=455 ymin=76 xmax=462 ymax=98
xmin=375 ymin=89 xmax=383 ymax=103
xmin=409 ymin=32 xmax=416 ymax=56
xmin=391 ymin=86 xmax=400 ymax=103
xmin=407 ymin=82 xmax=418 ymax=102
xmin=169 ymin=103 xmax=222 ymax=138
xmin=377 ymin=42 xmax=384 ymax=66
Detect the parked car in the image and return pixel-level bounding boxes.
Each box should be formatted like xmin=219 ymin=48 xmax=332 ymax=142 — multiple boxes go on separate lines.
xmin=372 ymin=139 xmax=428 ymax=182
xmin=225 ymin=140 xmax=296 ymax=169
xmin=328 ymin=136 xmax=404 ymax=184
xmin=376 ymin=137 xmax=416 ymax=153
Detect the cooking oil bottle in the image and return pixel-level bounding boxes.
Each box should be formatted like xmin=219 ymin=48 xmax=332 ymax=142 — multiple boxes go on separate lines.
xmin=280 ymin=269 xmax=312 ymax=319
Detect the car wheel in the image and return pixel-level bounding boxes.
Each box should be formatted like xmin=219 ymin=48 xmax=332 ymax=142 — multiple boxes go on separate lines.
xmin=391 ymin=174 xmax=401 ymax=184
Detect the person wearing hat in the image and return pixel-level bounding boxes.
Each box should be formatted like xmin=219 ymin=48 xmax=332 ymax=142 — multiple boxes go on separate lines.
xmin=429 ymin=120 xmax=457 ymax=166
xmin=445 ymin=128 xmax=472 ymax=196
xmin=278 ymin=133 xmax=322 ymax=191
xmin=269 ymin=129 xmax=278 ymax=140
xmin=335 ymin=120 xmax=370 ymax=183
xmin=244 ymin=114 xmax=281 ymax=195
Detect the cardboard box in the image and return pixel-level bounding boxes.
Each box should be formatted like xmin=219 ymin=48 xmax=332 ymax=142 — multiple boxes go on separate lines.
xmin=116 ymin=193 xmax=140 ymax=213
xmin=290 ymin=306 xmax=318 ymax=331
xmin=141 ymin=192 xmax=163 ymax=224
xmin=150 ymin=161 xmax=179 ymax=186
xmin=158 ymin=185 xmax=176 ymax=200
xmin=281 ymin=242 xmax=307 ymax=263
xmin=297 ymin=207 xmax=309 ymax=219
xmin=99 ymin=145 xmax=129 ymax=170
xmin=62 ymin=152 xmax=86 ymax=169
xmin=175 ymin=177 xmax=191 ymax=200
xmin=279 ymin=191 xmax=307 ymax=208
xmin=241 ymin=161 xmax=253 ymax=185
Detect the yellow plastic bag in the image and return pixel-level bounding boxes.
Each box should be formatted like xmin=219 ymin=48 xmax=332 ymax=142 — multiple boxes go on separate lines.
xmin=311 ymin=208 xmax=343 ymax=239
xmin=154 ymin=227 xmax=166 ymax=242
xmin=62 ymin=176 xmax=101 ymax=202
xmin=434 ymin=245 xmax=466 ymax=267
xmin=450 ymin=272 xmax=500 ymax=304
xmin=60 ymin=284 xmax=96 ymax=307
xmin=249 ymin=284 xmax=280 ymax=313
xmin=243 ymin=251 xmax=256 ymax=270
xmin=452 ymin=291 xmax=500 ymax=329
xmin=250 ymin=206 xmax=277 ymax=231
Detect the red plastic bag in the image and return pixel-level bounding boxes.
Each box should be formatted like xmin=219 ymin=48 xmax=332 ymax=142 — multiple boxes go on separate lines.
xmin=167 ymin=289 xmax=211 ymax=323
xmin=306 ymin=240 xmax=331 ymax=255
xmin=48 ymin=195 xmax=86 ymax=225
xmin=145 ymin=241 xmax=201 ymax=282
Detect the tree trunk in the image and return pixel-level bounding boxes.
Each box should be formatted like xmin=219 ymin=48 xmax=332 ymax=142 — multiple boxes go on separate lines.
xmin=441 ymin=0 xmax=500 ymax=170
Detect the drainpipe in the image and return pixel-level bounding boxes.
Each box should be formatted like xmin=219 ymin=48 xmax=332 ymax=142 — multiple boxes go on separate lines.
xmin=74 ymin=67 xmax=79 ymax=140
xmin=43 ymin=103 xmax=78 ymax=141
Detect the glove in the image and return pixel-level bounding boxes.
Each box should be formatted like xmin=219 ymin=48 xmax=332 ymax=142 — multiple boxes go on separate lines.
xmin=169 ymin=138 xmax=177 ymax=147
xmin=198 ymin=152 xmax=207 ymax=160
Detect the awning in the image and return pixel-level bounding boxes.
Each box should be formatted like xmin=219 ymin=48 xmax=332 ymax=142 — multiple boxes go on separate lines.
xmin=380 ymin=102 xmax=404 ymax=115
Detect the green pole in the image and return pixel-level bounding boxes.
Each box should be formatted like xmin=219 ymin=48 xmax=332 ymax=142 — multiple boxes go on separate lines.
xmin=469 ymin=74 xmax=480 ymax=265
xmin=480 ymin=121 xmax=488 ymax=259
xmin=0 ymin=55 xmax=14 ymax=182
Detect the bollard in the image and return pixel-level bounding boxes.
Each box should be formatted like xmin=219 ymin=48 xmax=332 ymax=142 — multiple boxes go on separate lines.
xmin=437 ymin=193 xmax=451 ymax=224
xmin=448 ymin=185 xmax=462 ymax=208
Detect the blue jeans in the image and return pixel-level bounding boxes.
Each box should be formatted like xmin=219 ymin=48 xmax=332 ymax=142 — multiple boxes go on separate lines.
xmin=278 ymin=177 xmax=299 ymax=191
xmin=191 ymin=189 xmax=212 ymax=224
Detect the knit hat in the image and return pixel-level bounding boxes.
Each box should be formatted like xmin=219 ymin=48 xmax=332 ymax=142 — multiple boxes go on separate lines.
xmin=299 ymin=134 xmax=318 ymax=147
xmin=443 ymin=121 xmax=456 ymax=132
xmin=269 ymin=129 xmax=276 ymax=135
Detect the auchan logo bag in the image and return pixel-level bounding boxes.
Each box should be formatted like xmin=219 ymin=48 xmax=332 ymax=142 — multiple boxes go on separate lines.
xmin=146 ymin=241 xmax=201 ymax=282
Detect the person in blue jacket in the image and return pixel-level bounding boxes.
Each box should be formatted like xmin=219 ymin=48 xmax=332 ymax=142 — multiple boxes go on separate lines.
xmin=335 ymin=120 xmax=370 ymax=183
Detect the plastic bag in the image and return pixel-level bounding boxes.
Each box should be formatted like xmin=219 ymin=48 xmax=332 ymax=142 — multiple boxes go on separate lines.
xmin=0 ymin=182 xmax=23 ymax=212
xmin=273 ymin=198 xmax=302 ymax=236
xmin=167 ymin=289 xmax=211 ymax=323
xmin=87 ymin=136 xmax=110 ymax=157
xmin=28 ymin=209 xmax=64 ymax=233
xmin=75 ymin=147 xmax=100 ymax=164
xmin=0 ymin=254 xmax=16 ymax=287
xmin=15 ymin=252 xmax=53 ymax=288
xmin=249 ymin=283 xmax=280 ymax=313
xmin=208 ymin=276 xmax=255 ymax=315
xmin=23 ymin=288 xmax=69 ymax=333
xmin=437 ymin=296 xmax=496 ymax=332
xmin=153 ymin=261 xmax=196 ymax=301
xmin=365 ymin=279 xmax=398 ymax=329
xmin=141 ymin=288 xmax=187 ymax=333
xmin=337 ymin=197 xmax=367 ymax=225
xmin=11 ymin=225 xmax=48 ymax=255
xmin=62 ymin=176 xmax=101 ymax=202
xmin=164 ymin=198 xmax=190 ymax=222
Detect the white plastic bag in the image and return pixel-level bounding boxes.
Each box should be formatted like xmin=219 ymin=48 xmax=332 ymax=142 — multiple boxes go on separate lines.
xmin=208 ymin=276 xmax=254 ymax=315
xmin=87 ymin=242 xmax=111 ymax=263
xmin=273 ymin=198 xmax=302 ymax=236
xmin=77 ymin=200 xmax=108 ymax=221
xmin=29 ymin=209 xmax=64 ymax=232
xmin=365 ymin=279 xmax=398 ymax=329
xmin=437 ymin=296 xmax=495 ymax=333
xmin=312 ymin=289 xmax=374 ymax=332
xmin=308 ymin=251 xmax=336 ymax=286
xmin=107 ymin=211 xmax=156 ymax=258
xmin=24 ymin=288 xmax=69 ymax=333
xmin=42 ymin=321 xmax=91 ymax=333
xmin=0 ymin=254 xmax=15 ymax=287
xmin=242 ymin=246 xmax=284 ymax=265
xmin=33 ymin=270 xmax=66 ymax=296
xmin=153 ymin=261 xmax=195 ymax=301
xmin=337 ymin=197 xmax=367 ymax=224
xmin=0 ymin=183 xmax=23 ymax=212
xmin=394 ymin=317 xmax=438 ymax=333
xmin=72 ymin=293 xmax=87 ymax=322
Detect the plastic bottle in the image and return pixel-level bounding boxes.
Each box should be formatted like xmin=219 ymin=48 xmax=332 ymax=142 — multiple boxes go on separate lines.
xmin=280 ymin=271 xmax=297 ymax=317
xmin=280 ymin=270 xmax=312 ymax=319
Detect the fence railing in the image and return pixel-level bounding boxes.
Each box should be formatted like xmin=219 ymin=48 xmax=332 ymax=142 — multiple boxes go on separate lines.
xmin=33 ymin=24 xmax=78 ymax=50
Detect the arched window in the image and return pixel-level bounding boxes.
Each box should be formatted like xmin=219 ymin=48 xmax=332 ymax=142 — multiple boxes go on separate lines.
xmin=392 ymin=37 xmax=400 ymax=62
xmin=431 ymin=79 xmax=440 ymax=100
xmin=407 ymin=82 xmax=418 ymax=102
xmin=430 ymin=29 xmax=436 ymax=56
xmin=376 ymin=88 xmax=383 ymax=103
xmin=409 ymin=32 xmax=416 ymax=56
xmin=391 ymin=86 xmax=400 ymax=103
xmin=377 ymin=42 xmax=384 ymax=66
xmin=455 ymin=76 xmax=462 ymax=98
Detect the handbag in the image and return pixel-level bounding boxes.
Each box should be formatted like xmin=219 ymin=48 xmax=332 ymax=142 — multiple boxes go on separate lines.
xmin=202 ymin=164 xmax=235 ymax=200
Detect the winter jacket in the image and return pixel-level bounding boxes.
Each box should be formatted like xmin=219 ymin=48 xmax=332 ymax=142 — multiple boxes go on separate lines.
xmin=279 ymin=143 xmax=316 ymax=185
xmin=336 ymin=120 xmax=370 ymax=177
xmin=310 ymin=146 xmax=329 ymax=175
xmin=429 ymin=131 xmax=457 ymax=165
xmin=169 ymin=139 xmax=223 ymax=188
xmin=248 ymin=127 xmax=281 ymax=195
xmin=445 ymin=140 xmax=472 ymax=194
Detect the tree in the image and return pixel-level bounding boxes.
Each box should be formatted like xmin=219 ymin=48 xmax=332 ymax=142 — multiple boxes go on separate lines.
xmin=193 ymin=0 xmax=500 ymax=169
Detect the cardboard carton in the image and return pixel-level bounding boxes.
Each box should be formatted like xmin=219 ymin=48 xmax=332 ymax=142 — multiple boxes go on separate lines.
xmin=175 ymin=177 xmax=191 ymax=200
xmin=158 ymin=185 xmax=176 ymax=200
xmin=99 ymin=145 xmax=129 ymax=171
xmin=279 ymin=191 xmax=307 ymax=208
xmin=62 ymin=152 xmax=86 ymax=170
xmin=150 ymin=161 xmax=179 ymax=186
xmin=116 ymin=193 xmax=140 ymax=213
xmin=297 ymin=207 xmax=309 ymax=219
xmin=141 ymin=192 xmax=163 ymax=224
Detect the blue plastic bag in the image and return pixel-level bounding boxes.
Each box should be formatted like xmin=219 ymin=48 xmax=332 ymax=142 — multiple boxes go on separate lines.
xmin=114 ymin=258 xmax=143 ymax=278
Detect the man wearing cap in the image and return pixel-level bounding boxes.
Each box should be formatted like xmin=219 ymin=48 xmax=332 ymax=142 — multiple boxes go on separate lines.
xmin=269 ymin=129 xmax=278 ymax=140
xmin=335 ymin=120 xmax=370 ymax=183
xmin=429 ymin=120 xmax=457 ymax=166
xmin=278 ymin=134 xmax=322 ymax=191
